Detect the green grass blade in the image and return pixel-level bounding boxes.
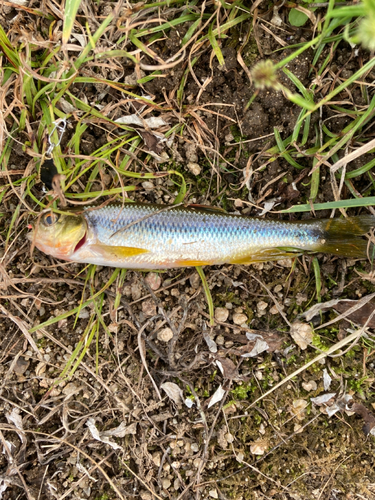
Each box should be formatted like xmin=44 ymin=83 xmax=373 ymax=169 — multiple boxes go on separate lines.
xmin=282 ymin=196 xmax=375 ymax=213
xmin=0 ymin=25 xmax=20 ymax=69
xmin=312 ymin=257 xmax=322 ymax=302
xmin=196 ymin=266 xmax=214 ymax=326
xmin=62 ymin=0 xmax=83 ymax=46
xmin=208 ymin=21 xmax=224 ymax=66
xmin=171 ymin=171 xmax=187 ymax=204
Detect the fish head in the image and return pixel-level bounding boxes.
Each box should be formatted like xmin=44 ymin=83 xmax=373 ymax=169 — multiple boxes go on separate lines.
xmin=28 ymin=211 xmax=87 ymax=260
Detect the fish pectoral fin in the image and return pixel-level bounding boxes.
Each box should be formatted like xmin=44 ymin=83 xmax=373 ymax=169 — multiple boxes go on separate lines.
xmin=91 ymin=244 xmax=149 ymax=258
xmin=230 ymin=247 xmax=303 ymax=265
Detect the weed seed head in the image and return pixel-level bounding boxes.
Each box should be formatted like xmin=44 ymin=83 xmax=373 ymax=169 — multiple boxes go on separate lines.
xmin=358 ymin=16 xmax=375 ymax=51
xmin=251 ymin=60 xmax=280 ymax=90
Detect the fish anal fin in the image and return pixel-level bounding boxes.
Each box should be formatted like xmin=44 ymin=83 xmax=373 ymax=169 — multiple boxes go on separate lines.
xmin=230 ymin=247 xmax=303 ymax=265
xmin=175 ymin=259 xmax=212 ymax=267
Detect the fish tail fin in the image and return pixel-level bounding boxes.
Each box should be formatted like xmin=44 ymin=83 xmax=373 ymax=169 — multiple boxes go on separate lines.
xmin=316 ymin=215 xmax=375 ymax=259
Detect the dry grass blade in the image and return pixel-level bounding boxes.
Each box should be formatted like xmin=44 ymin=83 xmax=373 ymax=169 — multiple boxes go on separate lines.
xmin=330 ymin=136 xmax=375 ymax=173
xmin=0 ymin=304 xmax=43 ymax=361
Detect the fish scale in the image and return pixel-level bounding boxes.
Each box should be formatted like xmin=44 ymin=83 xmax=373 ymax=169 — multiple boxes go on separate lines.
xmin=82 ymin=204 xmax=323 ymax=268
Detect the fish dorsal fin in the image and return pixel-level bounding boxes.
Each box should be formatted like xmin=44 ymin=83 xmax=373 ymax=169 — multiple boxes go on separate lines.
xmin=187 ymin=204 xmax=226 ymax=214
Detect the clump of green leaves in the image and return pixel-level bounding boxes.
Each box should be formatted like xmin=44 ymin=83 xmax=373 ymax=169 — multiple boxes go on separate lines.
xmin=289 ymin=0 xmax=317 ymax=27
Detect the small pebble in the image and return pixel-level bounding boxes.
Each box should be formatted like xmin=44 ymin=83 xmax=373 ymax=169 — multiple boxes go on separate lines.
xmin=63 ymin=382 xmax=78 ymax=396
xmin=187 ymin=162 xmax=201 ymax=176
xmin=209 ymin=490 xmax=218 ymax=499
xmin=14 ymin=357 xmax=29 ymax=375
xmin=216 ymin=335 xmax=225 ymax=345
xmin=174 ymin=479 xmax=180 ymax=491
xmin=131 ymin=283 xmax=142 ymax=301
xmin=225 ymin=433 xmax=234 ymax=443
xmin=277 ymin=258 xmax=293 ymax=268
xmin=270 ymin=304 xmax=283 ymax=315
xmin=157 ymin=328 xmax=173 ymax=342
xmin=302 ymin=380 xmax=317 ymax=392
xmin=191 ymin=442 xmax=199 ymax=453
xmin=145 ymin=272 xmax=162 ymax=291
xmin=141 ymin=299 xmax=157 ymax=317
xmin=257 ymin=301 xmax=268 ymax=311
xmin=189 ymin=273 xmax=201 ymax=288
xmin=162 ymin=479 xmax=171 ymax=490
xmin=233 ymin=313 xmax=248 ymax=325
xmin=140 ymin=491 xmax=152 ymax=500
xmin=215 ymin=307 xmax=229 ymax=323
xmin=152 ymin=452 xmax=161 ymax=467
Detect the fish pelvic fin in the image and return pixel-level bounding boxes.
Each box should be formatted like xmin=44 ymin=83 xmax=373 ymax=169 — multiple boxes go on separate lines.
xmin=315 ymin=215 xmax=375 ymax=259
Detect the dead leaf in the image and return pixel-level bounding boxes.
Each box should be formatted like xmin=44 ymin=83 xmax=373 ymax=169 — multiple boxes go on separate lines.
xmin=137 ymin=129 xmax=166 ymax=155
xmin=290 ymin=321 xmax=313 ymax=350
xmin=215 ymin=357 xmax=238 ymax=379
xmin=160 ymin=382 xmax=183 ymax=405
xmin=226 ymin=330 xmax=283 ymax=357
xmin=301 ymin=293 xmax=375 ymax=328
xmin=102 ymin=421 xmax=137 ymax=437
xmin=350 ymin=402 xmax=375 ymax=436
xmin=290 ymin=399 xmax=308 ymax=421
xmin=151 ymin=412 xmax=173 ymax=422
xmin=241 ymin=338 xmax=269 ymax=358
xmin=203 ymin=328 xmax=217 ymax=353
xmin=334 ymin=300 xmax=375 ymax=328
xmin=323 ymin=369 xmax=332 ymax=391
xmin=311 ymin=393 xmax=354 ymax=417
xmin=114 ymin=115 xmax=168 ymax=128
xmin=86 ymin=418 xmax=122 ymax=450
xmin=207 ymin=385 xmax=226 ymax=408
xmin=250 ymin=438 xmax=269 ymax=455
xmin=311 ymin=393 xmax=337 ymax=407
xmin=302 ymin=299 xmax=341 ymax=321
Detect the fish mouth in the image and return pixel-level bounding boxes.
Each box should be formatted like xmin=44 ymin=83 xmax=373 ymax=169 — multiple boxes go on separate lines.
xmin=26 ymin=225 xmax=35 ymax=242
xmin=73 ymin=231 xmax=87 ymax=253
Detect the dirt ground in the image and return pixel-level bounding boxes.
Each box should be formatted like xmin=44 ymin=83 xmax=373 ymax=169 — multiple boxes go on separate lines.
xmin=1 ymin=1 xmax=375 ymax=499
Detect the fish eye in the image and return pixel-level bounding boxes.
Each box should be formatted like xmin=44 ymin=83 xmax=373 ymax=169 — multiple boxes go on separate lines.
xmin=42 ymin=212 xmax=59 ymax=226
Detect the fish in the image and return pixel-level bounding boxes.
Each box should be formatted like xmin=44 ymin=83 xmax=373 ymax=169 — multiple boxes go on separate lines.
xmin=28 ymin=203 xmax=375 ymax=270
